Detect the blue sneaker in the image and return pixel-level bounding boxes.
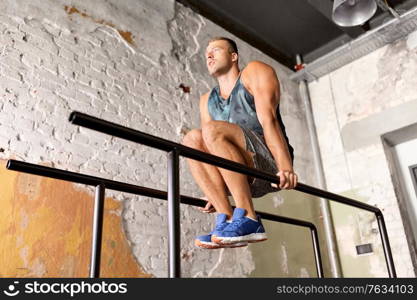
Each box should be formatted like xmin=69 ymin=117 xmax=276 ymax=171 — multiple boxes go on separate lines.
xmin=211 ymin=208 xmax=267 ymax=244
xmin=195 ymin=213 xmax=248 ymax=249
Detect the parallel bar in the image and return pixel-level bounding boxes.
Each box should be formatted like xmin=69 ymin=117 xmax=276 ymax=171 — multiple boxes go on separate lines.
xmin=69 ymin=111 xmax=380 ymax=213
xmin=167 ymin=150 xmax=181 ymax=278
xmin=90 ymin=184 xmax=105 ymax=278
xmin=6 ymin=159 xmax=317 ymax=224
xmin=297 ymin=53 xmax=342 ymax=278
xmin=377 ymin=213 xmax=397 ymax=278
xmin=311 ymin=228 xmax=324 ymax=278
xmin=68 ymin=111 xmax=397 ymax=277
xmin=6 ymin=159 xmax=324 ymax=277
xmin=6 ymin=159 xmax=189 ymax=205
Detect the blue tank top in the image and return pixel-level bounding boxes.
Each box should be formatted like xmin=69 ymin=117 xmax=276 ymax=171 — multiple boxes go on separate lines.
xmin=207 ymin=73 xmax=294 ymax=162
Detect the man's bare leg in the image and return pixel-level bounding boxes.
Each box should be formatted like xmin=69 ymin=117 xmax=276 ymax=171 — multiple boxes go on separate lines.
xmin=202 ymin=120 xmax=257 ymax=220
xmin=182 ymin=129 xmax=234 ymax=217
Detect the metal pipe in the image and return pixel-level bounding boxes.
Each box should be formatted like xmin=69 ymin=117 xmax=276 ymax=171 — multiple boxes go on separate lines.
xmin=375 ymin=0 xmax=400 ymax=18
xmin=8 ymin=110 xmax=397 ymax=277
xmin=67 ymin=112 xmax=380 ymax=213
xmin=90 ymin=184 xmax=105 ymax=278
xmin=311 ymin=227 xmax=324 ymax=278
xmin=9 ymin=158 xmax=370 ymax=214
xmin=290 ymin=6 xmax=417 ymax=82
xmin=296 ymin=54 xmax=343 ymax=278
xmin=6 ymin=159 xmax=324 ymax=277
xmin=167 ymin=150 xmax=181 ymax=278
xmin=7 ymin=157 xmax=380 ymax=213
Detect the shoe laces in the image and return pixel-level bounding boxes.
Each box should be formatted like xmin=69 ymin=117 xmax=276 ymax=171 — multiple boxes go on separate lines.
xmin=226 ymin=218 xmax=245 ymax=231
xmin=210 ymin=221 xmax=228 ymax=234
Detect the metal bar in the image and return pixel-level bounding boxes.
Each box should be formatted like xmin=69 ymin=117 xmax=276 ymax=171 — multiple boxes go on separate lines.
xmin=8 ymin=160 xmax=319 ymax=221
xmin=6 ymin=159 xmax=176 ymax=202
xmin=311 ymin=227 xmax=324 ymax=278
xmin=69 ymin=111 xmax=380 ymax=213
xmin=6 ymin=159 xmax=324 ymax=277
xmin=377 ymin=213 xmax=397 ymax=278
xmin=90 ymin=184 xmax=105 ymax=278
xmin=68 ymin=111 xmax=397 ymax=277
xmin=233 ymin=208 xmax=324 ymax=276
xmin=167 ymin=150 xmax=181 ymax=278
xmin=297 ymin=54 xmax=341 ymax=277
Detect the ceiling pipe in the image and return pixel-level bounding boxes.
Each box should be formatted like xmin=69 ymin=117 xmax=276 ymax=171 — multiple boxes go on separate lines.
xmin=296 ymin=54 xmax=343 ymax=278
xmin=375 ymin=0 xmax=401 ymax=18
xmin=291 ymin=5 xmax=417 ymax=82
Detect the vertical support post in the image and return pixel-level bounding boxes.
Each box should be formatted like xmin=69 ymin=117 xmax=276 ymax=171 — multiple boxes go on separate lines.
xmin=376 ymin=213 xmax=397 ymax=277
xmin=310 ymin=228 xmax=324 ymax=278
xmin=90 ymin=183 xmax=105 ymax=278
xmin=296 ymin=54 xmax=342 ymax=277
xmin=167 ymin=149 xmax=181 ymax=278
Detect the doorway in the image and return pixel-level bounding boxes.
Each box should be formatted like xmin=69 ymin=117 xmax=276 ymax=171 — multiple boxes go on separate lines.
xmin=382 ymin=123 xmax=417 ymax=274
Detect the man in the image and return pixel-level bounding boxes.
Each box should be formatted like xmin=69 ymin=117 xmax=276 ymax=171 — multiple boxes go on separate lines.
xmin=182 ymin=37 xmax=297 ymax=249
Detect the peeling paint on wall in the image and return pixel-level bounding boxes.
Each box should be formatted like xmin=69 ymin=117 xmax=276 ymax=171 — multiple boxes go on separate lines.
xmin=0 ymin=160 xmax=151 ymax=277
xmin=299 ymin=267 xmax=310 ymax=278
xmin=206 ymin=247 xmax=255 ymax=277
xmin=178 ymin=83 xmax=191 ymax=94
xmin=64 ymin=5 xmax=135 ymax=46
xmin=272 ymin=194 xmax=284 ymax=208
xmin=280 ymin=243 xmax=289 ymax=276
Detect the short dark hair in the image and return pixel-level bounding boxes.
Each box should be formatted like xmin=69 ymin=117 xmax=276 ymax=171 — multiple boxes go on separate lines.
xmin=208 ymin=37 xmax=238 ymax=54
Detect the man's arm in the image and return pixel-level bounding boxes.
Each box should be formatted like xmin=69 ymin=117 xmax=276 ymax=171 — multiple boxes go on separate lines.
xmin=242 ymin=61 xmax=297 ymax=189
xmin=199 ymin=92 xmax=212 ymax=127
xmin=197 ymin=92 xmax=217 ymax=213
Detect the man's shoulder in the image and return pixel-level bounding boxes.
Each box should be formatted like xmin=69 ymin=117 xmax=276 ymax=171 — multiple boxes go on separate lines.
xmin=200 ymin=92 xmax=210 ymax=100
xmin=242 ymin=61 xmax=277 ymax=87
xmin=199 ymin=92 xmax=210 ymax=104
xmin=243 ymin=60 xmax=275 ymax=75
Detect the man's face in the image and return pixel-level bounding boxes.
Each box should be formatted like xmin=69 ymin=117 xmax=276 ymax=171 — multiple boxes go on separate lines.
xmin=205 ymin=40 xmax=237 ymax=76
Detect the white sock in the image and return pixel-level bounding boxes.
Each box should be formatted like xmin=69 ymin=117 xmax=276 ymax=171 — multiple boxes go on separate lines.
xmin=247 ymin=216 xmax=258 ymax=222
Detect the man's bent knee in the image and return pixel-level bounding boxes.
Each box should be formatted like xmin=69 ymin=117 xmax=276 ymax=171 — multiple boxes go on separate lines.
xmin=182 ymin=129 xmax=204 ymax=148
xmin=202 ymin=120 xmax=228 ymax=145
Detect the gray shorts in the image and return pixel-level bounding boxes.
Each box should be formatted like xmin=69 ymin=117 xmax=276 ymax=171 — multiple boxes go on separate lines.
xmin=226 ymin=126 xmax=280 ymax=198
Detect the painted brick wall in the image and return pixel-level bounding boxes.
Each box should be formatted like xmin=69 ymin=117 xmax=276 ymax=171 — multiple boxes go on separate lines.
xmin=0 ymin=0 xmax=318 ymax=277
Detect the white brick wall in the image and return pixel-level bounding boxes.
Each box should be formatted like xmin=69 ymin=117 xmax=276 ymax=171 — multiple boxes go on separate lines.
xmin=0 ymin=0 xmax=315 ymax=277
